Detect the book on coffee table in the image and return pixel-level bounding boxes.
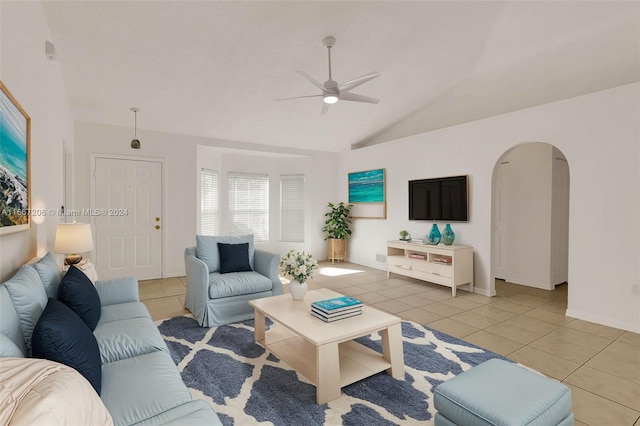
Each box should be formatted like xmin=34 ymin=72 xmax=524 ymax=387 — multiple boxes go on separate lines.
xmin=311 ymin=308 xmax=363 ymax=322
xmin=311 ymin=296 xmax=363 ymax=314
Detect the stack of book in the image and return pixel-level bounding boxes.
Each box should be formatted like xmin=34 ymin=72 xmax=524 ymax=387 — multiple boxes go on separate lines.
xmin=311 ymin=296 xmax=363 ymax=322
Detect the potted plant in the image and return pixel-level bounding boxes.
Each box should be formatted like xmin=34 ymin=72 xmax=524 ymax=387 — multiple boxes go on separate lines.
xmin=322 ymin=201 xmax=352 ymax=263
xmin=280 ymin=250 xmax=318 ymax=300
xmin=399 ymin=230 xmax=411 ymax=241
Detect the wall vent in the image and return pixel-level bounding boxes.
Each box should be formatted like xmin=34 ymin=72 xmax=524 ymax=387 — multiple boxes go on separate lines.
xmin=376 ymin=253 xmax=387 ymax=263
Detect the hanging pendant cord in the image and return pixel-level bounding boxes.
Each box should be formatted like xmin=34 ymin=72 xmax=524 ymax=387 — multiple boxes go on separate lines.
xmin=327 ymin=45 xmax=332 ymax=81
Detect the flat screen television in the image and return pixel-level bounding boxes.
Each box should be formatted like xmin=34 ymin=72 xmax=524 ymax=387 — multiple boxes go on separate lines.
xmin=409 ymin=175 xmax=468 ymax=221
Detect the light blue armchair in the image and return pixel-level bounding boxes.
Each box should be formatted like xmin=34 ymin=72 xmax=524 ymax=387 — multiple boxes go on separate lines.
xmin=184 ymin=235 xmax=282 ymax=327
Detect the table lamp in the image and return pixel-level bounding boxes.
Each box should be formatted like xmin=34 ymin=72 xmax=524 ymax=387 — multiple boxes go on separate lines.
xmin=54 ymin=222 xmax=94 ymax=265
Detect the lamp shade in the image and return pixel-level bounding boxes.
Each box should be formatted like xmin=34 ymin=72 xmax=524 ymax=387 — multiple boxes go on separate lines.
xmin=54 ymin=223 xmax=94 ymax=254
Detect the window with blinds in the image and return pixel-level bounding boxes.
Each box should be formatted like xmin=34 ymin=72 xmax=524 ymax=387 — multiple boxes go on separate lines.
xmin=280 ymin=175 xmax=305 ymax=242
xmin=200 ymin=169 xmax=219 ymax=235
xmin=228 ymin=173 xmax=269 ymax=241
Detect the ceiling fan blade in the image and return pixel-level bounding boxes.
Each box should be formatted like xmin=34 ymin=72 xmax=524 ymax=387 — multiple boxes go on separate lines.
xmin=339 ymin=92 xmax=380 ymax=104
xmin=276 ymin=94 xmax=323 ymax=101
xmin=338 ymin=72 xmax=380 ymax=92
xmin=321 ymin=103 xmax=330 ymax=115
xmin=297 ymin=71 xmax=326 ymax=92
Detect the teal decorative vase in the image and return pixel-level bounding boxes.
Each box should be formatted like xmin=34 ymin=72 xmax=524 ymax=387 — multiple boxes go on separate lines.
xmin=442 ymin=224 xmax=455 ymax=245
xmin=426 ymin=224 xmax=441 ymax=245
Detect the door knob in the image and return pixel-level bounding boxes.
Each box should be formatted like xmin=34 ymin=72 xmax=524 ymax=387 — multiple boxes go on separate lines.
xmin=155 ymin=225 xmax=160 ymax=230
xmin=155 ymin=217 xmax=160 ymax=222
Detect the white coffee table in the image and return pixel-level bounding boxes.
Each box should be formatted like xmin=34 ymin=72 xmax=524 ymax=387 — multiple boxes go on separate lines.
xmin=249 ymin=288 xmax=405 ymax=404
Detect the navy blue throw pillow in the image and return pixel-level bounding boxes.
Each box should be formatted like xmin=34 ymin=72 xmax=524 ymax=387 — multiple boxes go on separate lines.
xmin=32 ymin=298 xmax=102 ymax=394
xmin=218 ymin=242 xmax=252 ymax=274
xmin=58 ymin=265 xmax=101 ymax=330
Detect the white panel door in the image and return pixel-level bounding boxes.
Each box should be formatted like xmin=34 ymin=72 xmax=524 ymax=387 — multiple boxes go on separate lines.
xmin=94 ymin=158 xmax=162 ymax=280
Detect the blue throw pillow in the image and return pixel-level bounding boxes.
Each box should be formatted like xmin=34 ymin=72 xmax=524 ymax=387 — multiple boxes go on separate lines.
xmin=58 ymin=266 xmax=101 ymax=331
xmin=196 ymin=234 xmax=254 ymax=272
xmin=32 ymin=298 xmax=102 ymax=394
xmin=218 ymin=243 xmax=252 ymax=274
xmin=33 ymin=252 xmax=62 ymax=299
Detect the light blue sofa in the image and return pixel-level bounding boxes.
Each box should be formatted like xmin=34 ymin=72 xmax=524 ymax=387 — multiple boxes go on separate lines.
xmin=0 ymin=253 xmax=221 ymax=426
xmin=185 ymin=234 xmax=282 ymax=327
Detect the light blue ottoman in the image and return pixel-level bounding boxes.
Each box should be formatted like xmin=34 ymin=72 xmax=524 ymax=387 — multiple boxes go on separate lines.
xmin=434 ymin=359 xmax=573 ymax=426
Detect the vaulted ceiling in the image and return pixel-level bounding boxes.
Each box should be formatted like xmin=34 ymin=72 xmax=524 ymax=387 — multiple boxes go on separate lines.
xmin=42 ymin=1 xmax=639 ymax=152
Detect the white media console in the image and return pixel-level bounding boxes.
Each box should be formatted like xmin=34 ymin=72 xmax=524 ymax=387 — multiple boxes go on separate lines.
xmin=386 ymin=240 xmax=474 ymax=297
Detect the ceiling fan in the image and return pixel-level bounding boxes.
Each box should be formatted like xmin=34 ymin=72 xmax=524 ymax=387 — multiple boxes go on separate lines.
xmin=279 ymin=36 xmax=380 ymax=114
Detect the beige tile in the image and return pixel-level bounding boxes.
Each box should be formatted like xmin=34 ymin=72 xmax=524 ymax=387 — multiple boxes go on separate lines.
xmin=455 ymin=292 xmax=494 ymax=305
xmin=523 ymin=308 xmax=576 ymax=326
xmin=450 ymin=311 xmax=501 ymax=329
xmin=506 ymin=293 xmax=550 ymax=308
xmin=618 ymin=332 xmax=640 ymax=348
xmin=470 ymin=305 xmax=519 ymax=322
xmin=356 ymin=292 xmax=390 ymax=304
xmin=546 ymin=327 xmax=615 ymax=351
xmin=489 ymin=299 xmax=534 ymax=314
xmin=586 ymin=343 xmax=640 ymax=384
xmin=529 ymin=333 xmax=602 ymax=364
xmin=143 ymin=297 xmax=189 ymax=321
xmin=463 ymin=330 xmax=524 ymax=356
xmin=537 ymin=302 xmax=569 ymax=314
xmin=358 ymin=281 xmax=392 ymax=292
xmin=339 ymin=286 xmax=370 ymax=297
xmin=416 ymin=290 xmax=453 ymax=302
xmin=161 ymin=278 xmax=186 ymax=296
xmin=427 ymin=318 xmax=480 ymax=339
xmin=396 ymin=293 xmax=439 ymax=308
xmin=565 ymin=383 xmax=640 ymax=426
xmin=422 ymin=301 xmax=464 ymax=317
xmin=508 ymin=346 xmax=580 ymax=381
xmin=440 ymin=297 xmax=483 ymax=311
xmin=506 ymin=314 xmax=562 ymax=335
xmin=139 ymin=280 xmax=166 ymax=300
xmin=485 ymin=322 xmax=547 ymax=345
xmin=322 ymin=279 xmax=356 ymax=290
xmin=564 ymin=319 xmax=627 ymax=341
xmin=377 ymin=287 xmax=415 ymax=299
xmin=565 ymin=366 xmax=640 ymax=411
xmin=372 ymin=299 xmax=414 ymax=314
xmin=398 ymin=308 xmax=442 ymax=325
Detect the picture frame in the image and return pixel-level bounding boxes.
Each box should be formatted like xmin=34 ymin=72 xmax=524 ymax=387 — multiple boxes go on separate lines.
xmin=348 ymin=168 xmax=386 ymax=219
xmin=0 ymin=81 xmax=31 ymax=235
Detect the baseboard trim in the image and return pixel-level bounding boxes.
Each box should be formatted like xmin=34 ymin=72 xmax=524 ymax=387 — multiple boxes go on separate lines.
xmin=565 ymin=308 xmax=640 ymax=333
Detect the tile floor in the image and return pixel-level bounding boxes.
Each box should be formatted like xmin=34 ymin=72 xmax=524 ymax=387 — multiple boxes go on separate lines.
xmin=140 ymin=262 xmax=640 ymax=426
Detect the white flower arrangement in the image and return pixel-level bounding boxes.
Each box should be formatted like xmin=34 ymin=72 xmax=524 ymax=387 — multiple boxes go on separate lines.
xmin=280 ymin=250 xmax=318 ymax=283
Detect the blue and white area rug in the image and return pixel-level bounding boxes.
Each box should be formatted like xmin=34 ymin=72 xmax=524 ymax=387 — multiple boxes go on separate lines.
xmin=157 ymin=316 xmax=506 ymax=425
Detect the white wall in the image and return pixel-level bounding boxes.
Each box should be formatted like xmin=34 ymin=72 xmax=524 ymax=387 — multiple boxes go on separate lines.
xmin=339 ymin=83 xmax=640 ymax=333
xmin=0 ymin=2 xmax=74 ymax=281
xmin=75 ymin=122 xmax=336 ymax=278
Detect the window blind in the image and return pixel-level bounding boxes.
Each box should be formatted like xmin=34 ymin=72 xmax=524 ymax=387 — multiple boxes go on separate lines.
xmin=200 ymin=168 xmax=219 ymax=235
xmin=228 ymin=173 xmax=269 ymax=241
xmin=280 ymin=175 xmax=305 ymax=242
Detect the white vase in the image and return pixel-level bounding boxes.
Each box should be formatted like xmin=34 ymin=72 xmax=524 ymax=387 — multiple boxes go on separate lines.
xmin=289 ymin=279 xmax=308 ymax=300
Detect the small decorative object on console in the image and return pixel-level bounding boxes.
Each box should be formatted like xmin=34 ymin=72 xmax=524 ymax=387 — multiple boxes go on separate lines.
xmin=399 ymin=230 xmax=411 ymax=241
xmin=426 ymin=224 xmax=441 ymax=245
xmin=442 ymin=224 xmax=455 ymax=245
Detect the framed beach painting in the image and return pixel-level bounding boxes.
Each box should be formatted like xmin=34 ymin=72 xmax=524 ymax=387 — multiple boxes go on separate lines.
xmin=0 ymin=81 xmax=30 ymax=235
xmin=348 ymin=168 xmax=386 ymax=219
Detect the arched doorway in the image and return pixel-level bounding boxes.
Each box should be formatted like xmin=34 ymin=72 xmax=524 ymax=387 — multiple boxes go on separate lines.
xmin=491 ymin=142 xmax=569 ymax=294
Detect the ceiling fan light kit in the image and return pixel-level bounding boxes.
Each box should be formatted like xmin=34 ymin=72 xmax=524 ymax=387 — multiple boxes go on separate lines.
xmin=279 ymin=36 xmax=380 ymax=114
